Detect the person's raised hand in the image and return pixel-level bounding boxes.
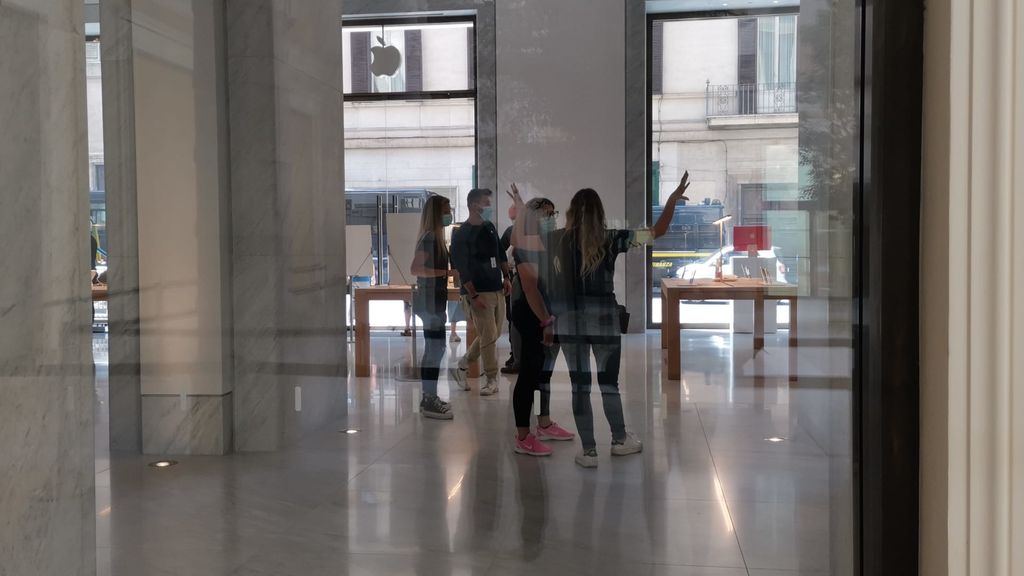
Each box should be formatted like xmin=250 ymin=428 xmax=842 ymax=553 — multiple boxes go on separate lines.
xmin=507 ymin=182 xmax=526 ymax=209
xmin=670 ymin=171 xmax=691 ymax=203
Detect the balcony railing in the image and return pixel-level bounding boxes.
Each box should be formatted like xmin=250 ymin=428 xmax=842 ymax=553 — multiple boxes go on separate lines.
xmin=705 ymin=82 xmax=797 ymax=117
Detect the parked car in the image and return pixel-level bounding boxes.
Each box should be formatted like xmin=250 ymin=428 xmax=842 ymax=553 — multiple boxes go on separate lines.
xmin=675 ymin=245 xmax=788 ymax=283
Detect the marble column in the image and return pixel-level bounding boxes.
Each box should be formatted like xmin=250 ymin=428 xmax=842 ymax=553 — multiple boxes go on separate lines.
xmin=101 ymin=0 xmax=143 ymax=454
xmin=624 ymin=0 xmax=648 ymax=333
xmin=0 ymin=1 xmax=96 ymax=574
xmin=127 ymin=0 xmax=235 ymax=455
xmin=227 ymin=0 xmax=348 ymax=452
xmin=495 ymin=0 xmax=626 ymax=222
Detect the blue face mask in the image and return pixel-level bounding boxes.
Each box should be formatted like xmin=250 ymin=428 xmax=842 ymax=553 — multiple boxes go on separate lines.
xmin=442 ymin=214 xmax=453 ymax=227
xmin=479 ymin=206 xmax=495 ymax=222
xmin=539 ymin=217 xmax=556 ymax=233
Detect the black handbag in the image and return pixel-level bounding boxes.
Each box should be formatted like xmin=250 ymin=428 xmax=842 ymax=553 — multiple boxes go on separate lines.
xmin=618 ymin=304 xmax=630 ymax=333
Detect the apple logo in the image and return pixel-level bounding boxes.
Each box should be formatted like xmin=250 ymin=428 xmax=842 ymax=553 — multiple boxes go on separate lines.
xmin=370 ymin=36 xmax=402 ymax=77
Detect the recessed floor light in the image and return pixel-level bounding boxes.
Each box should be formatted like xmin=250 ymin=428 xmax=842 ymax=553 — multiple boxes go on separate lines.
xmin=765 ymin=436 xmax=787 ymax=443
xmin=343 ymin=429 xmax=360 ymax=435
xmin=148 ymin=460 xmax=178 ymax=468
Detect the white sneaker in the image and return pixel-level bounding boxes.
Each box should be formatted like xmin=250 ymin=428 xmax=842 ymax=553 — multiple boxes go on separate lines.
xmin=611 ymin=431 xmax=643 ymax=456
xmin=449 ymin=361 xmax=470 ymax=391
xmin=575 ymin=448 xmax=599 ymax=468
xmin=480 ymin=377 xmax=499 ymax=396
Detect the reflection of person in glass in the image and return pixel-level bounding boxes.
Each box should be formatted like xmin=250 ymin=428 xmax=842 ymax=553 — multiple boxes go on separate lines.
xmin=449 ymin=188 xmax=512 ymax=396
xmin=545 ymin=174 xmax=689 ymax=468
xmin=500 ymin=202 xmax=521 ymax=374
xmin=509 ymin=197 xmax=575 ymax=457
xmin=410 ymin=195 xmax=456 ymax=419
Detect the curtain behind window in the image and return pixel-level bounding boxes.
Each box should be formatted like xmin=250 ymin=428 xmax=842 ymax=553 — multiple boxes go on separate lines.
xmin=757 ymin=17 xmax=777 ymax=85
xmin=778 ymin=16 xmax=796 ymax=85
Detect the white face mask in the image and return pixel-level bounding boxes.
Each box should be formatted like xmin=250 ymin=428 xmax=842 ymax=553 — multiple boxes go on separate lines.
xmin=479 ymin=206 xmax=494 ymax=221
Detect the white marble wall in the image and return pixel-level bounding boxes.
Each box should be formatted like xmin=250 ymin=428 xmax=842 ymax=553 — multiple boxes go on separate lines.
xmin=227 ymin=0 xmax=348 ymax=452
xmin=0 ymin=1 xmax=96 ymax=573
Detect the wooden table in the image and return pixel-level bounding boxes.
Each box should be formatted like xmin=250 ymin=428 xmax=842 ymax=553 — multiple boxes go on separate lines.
xmin=92 ymin=284 xmax=108 ymax=301
xmin=661 ymin=278 xmax=798 ymax=381
xmin=354 ymin=284 xmax=477 ymax=378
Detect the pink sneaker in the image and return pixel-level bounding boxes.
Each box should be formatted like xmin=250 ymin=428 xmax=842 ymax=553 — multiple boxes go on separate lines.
xmin=513 ymin=433 xmax=552 ymax=457
xmin=536 ymin=422 xmax=575 ymax=441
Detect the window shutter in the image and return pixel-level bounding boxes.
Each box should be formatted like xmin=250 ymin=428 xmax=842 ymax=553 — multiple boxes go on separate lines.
xmin=351 ymin=31 xmax=370 ymax=93
xmin=651 ymin=21 xmax=664 ymax=95
xmin=405 ymin=30 xmax=423 ymax=92
xmin=737 ymin=18 xmax=758 ymax=113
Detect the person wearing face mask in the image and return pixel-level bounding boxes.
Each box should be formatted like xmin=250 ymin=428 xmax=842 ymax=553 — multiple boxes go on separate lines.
xmin=508 ymin=196 xmax=575 ymax=456
xmin=449 ymin=188 xmax=512 ymax=396
xmin=410 ymin=195 xmax=456 ymax=419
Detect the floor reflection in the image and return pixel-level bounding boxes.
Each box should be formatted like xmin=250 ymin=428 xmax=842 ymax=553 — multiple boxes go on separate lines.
xmin=94 ymin=330 xmax=837 ymax=575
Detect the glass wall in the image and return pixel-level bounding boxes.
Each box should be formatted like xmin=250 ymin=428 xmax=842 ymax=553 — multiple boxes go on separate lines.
xmin=648 ymin=3 xmax=860 ymax=572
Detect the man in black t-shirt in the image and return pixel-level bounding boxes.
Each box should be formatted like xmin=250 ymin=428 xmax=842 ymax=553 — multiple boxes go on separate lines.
xmin=449 ymin=188 xmax=512 ymax=396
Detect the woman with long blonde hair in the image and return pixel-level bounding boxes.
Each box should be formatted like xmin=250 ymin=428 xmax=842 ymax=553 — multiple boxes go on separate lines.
xmin=410 ymin=195 xmax=456 ymax=419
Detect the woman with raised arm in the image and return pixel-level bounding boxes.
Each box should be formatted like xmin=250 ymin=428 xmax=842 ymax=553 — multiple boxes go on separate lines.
xmin=410 ymin=195 xmax=457 ymax=420
xmin=508 ymin=195 xmax=576 ymax=456
xmin=547 ymin=173 xmax=690 ymax=467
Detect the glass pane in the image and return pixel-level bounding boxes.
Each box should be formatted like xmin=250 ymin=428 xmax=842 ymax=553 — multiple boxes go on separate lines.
xmin=650 ymin=2 xmax=858 ymax=572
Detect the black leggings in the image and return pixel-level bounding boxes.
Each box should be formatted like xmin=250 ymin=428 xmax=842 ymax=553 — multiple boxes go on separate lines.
xmin=511 ymin=302 xmax=553 ymax=428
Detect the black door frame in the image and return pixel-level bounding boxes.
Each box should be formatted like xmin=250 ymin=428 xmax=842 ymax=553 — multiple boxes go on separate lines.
xmin=643 ymin=1 xmax=923 ymax=573
xmin=858 ymin=0 xmax=922 ymax=573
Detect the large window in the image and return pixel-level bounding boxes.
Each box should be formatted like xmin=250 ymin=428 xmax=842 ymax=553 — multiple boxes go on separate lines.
xmin=648 ymin=13 xmax=801 ymax=328
xmin=343 ymin=17 xmax=477 ymax=328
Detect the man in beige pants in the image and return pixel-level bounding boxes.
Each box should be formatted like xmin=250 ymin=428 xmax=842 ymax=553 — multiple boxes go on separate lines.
xmin=449 ymin=188 xmax=512 ymax=396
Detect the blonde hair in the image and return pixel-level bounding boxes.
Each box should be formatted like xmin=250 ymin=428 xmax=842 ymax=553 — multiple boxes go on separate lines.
xmin=562 ymin=188 xmax=607 ymax=278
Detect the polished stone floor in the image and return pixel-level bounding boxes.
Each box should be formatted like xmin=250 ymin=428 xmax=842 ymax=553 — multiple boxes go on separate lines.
xmin=94 ymin=329 xmax=839 ymax=576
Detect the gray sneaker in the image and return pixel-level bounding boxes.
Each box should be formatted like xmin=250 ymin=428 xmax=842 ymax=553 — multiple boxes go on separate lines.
xmin=575 ymin=448 xmax=599 ymax=468
xmin=420 ymin=394 xmax=453 ymax=420
xmin=449 ymin=363 xmax=470 ymax=391
xmin=611 ymin=431 xmax=643 ymax=456
xmin=479 ymin=377 xmax=499 ymax=396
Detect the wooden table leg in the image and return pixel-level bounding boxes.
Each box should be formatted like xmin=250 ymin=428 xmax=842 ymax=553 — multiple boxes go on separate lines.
xmin=355 ymin=290 xmax=370 ymax=377
xmin=664 ymin=287 xmax=681 ymax=380
xmin=754 ymin=295 xmax=765 ymax=351
xmin=788 ymin=297 xmax=798 ymax=382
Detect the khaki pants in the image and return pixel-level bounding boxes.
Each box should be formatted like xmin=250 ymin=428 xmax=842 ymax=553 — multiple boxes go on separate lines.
xmin=461 ymin=291 xmax=505 ymax=379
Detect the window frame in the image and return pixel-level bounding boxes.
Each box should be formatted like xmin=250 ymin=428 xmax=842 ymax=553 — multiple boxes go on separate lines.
xmin=645 ymin=7 xmax=800 ymax=330
xmin=342 ymin=15 xmax=477 ymax=103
